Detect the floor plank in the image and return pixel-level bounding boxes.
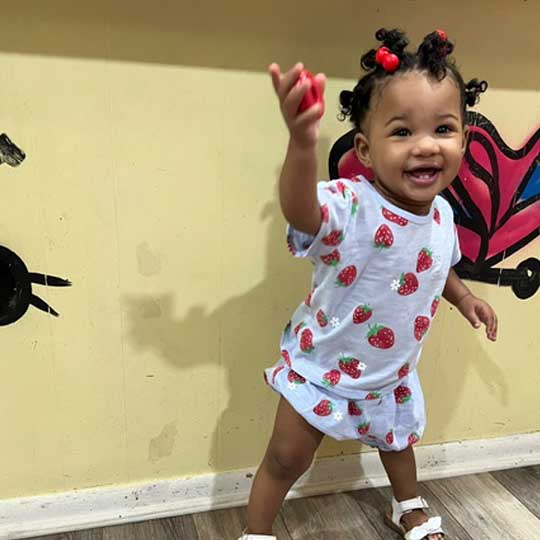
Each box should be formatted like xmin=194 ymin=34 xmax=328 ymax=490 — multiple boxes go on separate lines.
xmin=28 ymin=528 xmax=103 ymax=540
xmin=280 ymin=492 xmax=384 ymax=539
xmin=103 ymin=515 xmax=198 ymax=540
xmin=192 ymin=505 xmax=291 ymax=540
xmin=491 ymin=466 xmax=540 ymax=519
xmin=426 ymin=472 xmax=540 ymax=540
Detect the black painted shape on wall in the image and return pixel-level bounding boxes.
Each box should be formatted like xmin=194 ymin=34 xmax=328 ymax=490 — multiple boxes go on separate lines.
xmin=0 ymin=134 xmax=25 ymax=167
xmin=0 ymin=246 xmax=72 ymax=326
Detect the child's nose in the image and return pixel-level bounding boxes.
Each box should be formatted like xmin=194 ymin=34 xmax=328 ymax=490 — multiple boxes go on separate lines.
xmin=412 ymin=136 xmax=440 ymax=156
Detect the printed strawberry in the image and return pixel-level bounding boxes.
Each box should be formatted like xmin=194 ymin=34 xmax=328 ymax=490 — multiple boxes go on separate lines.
xmin=374 ymin=224 xmax=394 ymax=249
xmin=281 ymin=349 xmax=291 ymax=367
xmin=353 ymin=304 xmax=372 ymax=324
xmin=382 ymin=207 xmax=408 ymax=226
xmin=320 ymin=249 xmax=340 ymax=267
xmin=397 ymin=272 xmax=419 ymax=296
xmin=304 ymin=288 xmax=314 ymax=307
xmin=365 ymin=391 xmax=381 ymax=400
xmin=357 ymin=422 xmax=371 ymax=436
xmin=414 ymin=316 xmax=430 ymax=341
xmin=367 ymin=324 xmax=395 ymax=349
xmin=322 ymin=369 xmax=341 ymax=387
xmin=398 ymin=363 xmax=410 ymax=378
xmin=263 ymin=371 xmax=268 ymax=385
xmin=338 ymin=355 xmax=363 ymax=379
xmin=293 ymin=321 xmax=305 ymax=335
xmin=416 ymin=248 xmax=433 ymax=272
xmin=272 ymin=365 xmax=285 ymax=384
xmin=385 ymin=431 xmax=394 ymax=445
xmin=322 ymin=230 xmax=344 ymax=246
xmin=431 ymin=295 xmax=441 ymax=317
xmin=286 ymin=234 xmax=296 ymax=255
xmin=394 ymin=385 xmax=412 ymax=404
xmin=316 ymin=309 xmax=329 ymax=327
xmin=288 ymin=370 xmax=306 ymax=384
xmin=299 ymin=328 xmax=314 ymax=353
xmin=336 ymin=180 xmax=348 ymax=197
xmin=408 ymin=432 xmax=420 ymax=445
xmin=313 ymin=399 xmax=333 ymax=416
xmin=336 ymin=265 xmax=357 ymax=287
xmin=433 ymin=207 xmax=441 ymax=224
xmin=351 ymin=190 xmax=359 ymax=215
xmin=320 ymin=203 xmax=329 ymax=223
xmin=348 ymin=401 xmax=363 ymax=416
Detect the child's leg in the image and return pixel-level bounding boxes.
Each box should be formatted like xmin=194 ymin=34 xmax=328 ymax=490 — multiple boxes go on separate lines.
xmin=245 ymin=397 xmax=324 ymax=535
xmin=378 ymin=445 xmax=442 ymax=540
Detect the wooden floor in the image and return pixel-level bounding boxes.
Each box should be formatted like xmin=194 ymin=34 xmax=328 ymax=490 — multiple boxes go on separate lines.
xmin=32 ymin=465 xmax=540 ymax=540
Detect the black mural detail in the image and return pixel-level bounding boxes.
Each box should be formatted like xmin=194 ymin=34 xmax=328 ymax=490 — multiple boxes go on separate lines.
xmin=328 ymin=112 xmax=540 ymax=299
xmin=0 ymin=246 xmax=72 ymax=326
xmin=0 ymin=134 xmax=25 ymax=167
xmin=0 ymin=136 xmax=71 ymax=325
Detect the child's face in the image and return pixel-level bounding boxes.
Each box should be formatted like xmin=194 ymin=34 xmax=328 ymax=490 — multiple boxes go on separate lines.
xmin=354 ymin=71 xmax=468 ymax=215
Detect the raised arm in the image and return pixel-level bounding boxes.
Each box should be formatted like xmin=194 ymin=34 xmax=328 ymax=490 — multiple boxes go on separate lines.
xmin=269 ymin=63 xmax=326 ymax=235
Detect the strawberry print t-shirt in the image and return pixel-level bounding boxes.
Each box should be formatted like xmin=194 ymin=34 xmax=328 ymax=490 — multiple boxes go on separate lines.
xmin=280 ymin=176 xmax=461 ymax=400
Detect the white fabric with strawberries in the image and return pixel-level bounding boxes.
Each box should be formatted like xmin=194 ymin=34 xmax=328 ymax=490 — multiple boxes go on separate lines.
xmin=264 ymin=176 xmax=460 ymax=446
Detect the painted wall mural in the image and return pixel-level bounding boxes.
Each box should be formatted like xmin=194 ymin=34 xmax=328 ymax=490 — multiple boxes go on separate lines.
xmin=329 ymin=112 xmax=540 ymax=299
xmin=0 ymin=135 xmax=72 ymax=326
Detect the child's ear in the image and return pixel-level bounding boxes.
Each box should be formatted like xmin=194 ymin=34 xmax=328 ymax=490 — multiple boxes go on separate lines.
xmin=461 ymin=125 xmax=470 ymax=155
xmin=354 ymin=132 xmax=372 ymax=168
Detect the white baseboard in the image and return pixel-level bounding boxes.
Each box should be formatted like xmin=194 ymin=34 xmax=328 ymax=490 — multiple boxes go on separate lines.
xmin=2 ymin=431 xmax=540 ymax=539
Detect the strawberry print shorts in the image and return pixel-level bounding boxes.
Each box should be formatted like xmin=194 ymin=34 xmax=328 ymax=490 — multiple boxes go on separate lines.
xmin=264 ymin=363 xmax=426 ymax=452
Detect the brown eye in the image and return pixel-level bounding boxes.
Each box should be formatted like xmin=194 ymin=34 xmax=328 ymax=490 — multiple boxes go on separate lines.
xmin=393 ymin=128 xmax=410 ymax=137
xmin=436 ymin=125 xmax=453 ymax=134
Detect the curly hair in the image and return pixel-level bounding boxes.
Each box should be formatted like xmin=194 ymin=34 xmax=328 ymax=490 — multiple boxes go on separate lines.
xmin=339 ymin=28 xmax=488 ymax=131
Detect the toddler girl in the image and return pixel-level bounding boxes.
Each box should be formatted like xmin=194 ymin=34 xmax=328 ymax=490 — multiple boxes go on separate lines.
xmin=240 ymin=28 xmax=498 ymax=540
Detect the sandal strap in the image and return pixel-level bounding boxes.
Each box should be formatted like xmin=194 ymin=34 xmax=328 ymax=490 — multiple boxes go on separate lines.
xmin=238 ymin=532 xmax=276 ymax=540
xmin=404 ymin=516 xmax=443 ymax=540
xmin=238 ymin=536 xmax=276 ymax=540
xmin=392 ymin=496 xmax=429 ymax=524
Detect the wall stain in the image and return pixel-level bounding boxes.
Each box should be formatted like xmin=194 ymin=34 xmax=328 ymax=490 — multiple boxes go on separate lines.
xmin=136 ymin=242 xmax=162 ymax=276
xmin=148 ymin=421 xmax=178 ymax=463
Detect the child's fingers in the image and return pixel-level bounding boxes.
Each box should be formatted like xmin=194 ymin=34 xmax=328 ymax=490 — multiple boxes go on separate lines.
xmin=467 ymin=306 xmax=481 ymax=329
xmin=278 ymin=63 xmax=304 ymax=103
xmin=293 ymin=102 xmax=324 ymax=128
xmin=282 ymin=78 xmax=310 ymax=119
xmin=269 ymin=63 xmax=282 ymax=94
xmin=487 ymin=312 xmax=498 ymax=341
xmin=314 ymin=72 xmax=327 ymax=96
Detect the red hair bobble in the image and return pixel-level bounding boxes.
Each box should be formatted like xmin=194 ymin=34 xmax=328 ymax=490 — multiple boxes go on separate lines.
xmin=375 ymin=46 xmax=400 ymax=73
xmin=436 ymin=29 xmax=448 ymax=41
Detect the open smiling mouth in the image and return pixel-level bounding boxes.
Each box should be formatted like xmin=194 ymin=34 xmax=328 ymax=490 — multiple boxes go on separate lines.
xmin=405 ymin=167 xmax=442 ymax=185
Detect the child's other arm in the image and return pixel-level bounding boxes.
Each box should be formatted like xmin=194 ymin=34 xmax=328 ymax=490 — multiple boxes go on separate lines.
xmin=269 ymin=63 xmax=326 ymax=235
xmin=443 ymin=268 xmax=498 ymax=341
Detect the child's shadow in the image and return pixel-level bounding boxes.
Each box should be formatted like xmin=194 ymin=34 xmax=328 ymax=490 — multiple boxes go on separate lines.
xmin=122 ymin=190 xmax=353 ymax=491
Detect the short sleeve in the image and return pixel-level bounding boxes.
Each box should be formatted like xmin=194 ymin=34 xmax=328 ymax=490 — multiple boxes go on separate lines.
xmin=451 ymin=224 xmax=462 ymax=266
xmin=286 ymin=179 xmax=357 ymax=261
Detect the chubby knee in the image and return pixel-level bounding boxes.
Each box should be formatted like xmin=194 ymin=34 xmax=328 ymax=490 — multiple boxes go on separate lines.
xmin=265 ymin=441 xmax=315 ymax=479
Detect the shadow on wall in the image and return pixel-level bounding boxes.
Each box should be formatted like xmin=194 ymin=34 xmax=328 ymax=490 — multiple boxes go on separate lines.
xmin=0 ymin=0 xmax=538 ymax=90
xmin=121 ymin=163 xmax=509 ymax=498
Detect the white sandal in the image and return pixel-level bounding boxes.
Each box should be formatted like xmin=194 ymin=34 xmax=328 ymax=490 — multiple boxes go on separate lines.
xmin=237 ymin=529 xmax=276 ymax=540
xmin=384 ymin=496 xmax=445 ymax=539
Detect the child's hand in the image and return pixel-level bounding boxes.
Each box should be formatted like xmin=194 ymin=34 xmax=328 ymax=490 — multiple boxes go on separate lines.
xmin=269 ymin=62 xmax=326 ymax=149
xmin=456 ymin=293 xmax=498 ymax=341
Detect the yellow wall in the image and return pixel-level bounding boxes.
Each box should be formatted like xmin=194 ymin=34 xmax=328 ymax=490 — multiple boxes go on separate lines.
xmin=0 ymin=1 xmax=539 ymax=499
